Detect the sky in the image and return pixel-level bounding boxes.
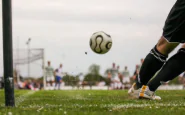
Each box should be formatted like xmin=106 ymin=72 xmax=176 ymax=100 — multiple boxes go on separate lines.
xmin=0 ymin=0 xmax=180 ymax=78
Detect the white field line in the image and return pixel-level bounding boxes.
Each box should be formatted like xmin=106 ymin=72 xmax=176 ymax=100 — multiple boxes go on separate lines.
xmin=102 ymin=103 xmax=185 ymax=110
xmin=0 ymin=91 xmax=36 ymax=107
xmin=19 ymin=103 xmax=185 ymax=110
xmin=45 ymin=85 xmax=184 ymax=90
xmin=37 ymin=107 xmax=44 ymax=112
xmin=15 ymin=91 xmax=36 ymax=106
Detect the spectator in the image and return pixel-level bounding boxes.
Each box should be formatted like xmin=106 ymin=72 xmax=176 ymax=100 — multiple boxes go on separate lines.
xmin=39 ymin=80 xmax=44 ymax=90
xmin=25 ymin=80 xmax=32 ymax=90
xmin=0 ymin=77 xmax=4 ymax=89
xmin=18 ymin=80 xmax=25 ymax=89
xmin=97 ymin=81 xmax=106 ymax=86
xmin=77 ymin=73 xmax=84 ymax=89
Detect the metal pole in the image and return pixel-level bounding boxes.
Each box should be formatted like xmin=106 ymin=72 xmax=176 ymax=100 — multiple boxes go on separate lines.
xmin=28 ymin=43 xmax=30 ymax=78
xmin=17 ymin=37 xmax=20 ymax=83
xmin=26 ymin=38 xmax=31 ymax=78
xmin=42 ymin=49 xmax=46 ymax=90
xmin=16 ymin=64 xmax=20 ymax=85
xmin=2 ymin=0 xmax=15 ymax=106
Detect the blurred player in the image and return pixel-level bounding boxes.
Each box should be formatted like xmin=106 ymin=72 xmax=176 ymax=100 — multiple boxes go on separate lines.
xmin=117 ymin=65 xmax=123 ymax=89
xmin=109 ymin=63 xmax=121 ymax=89
xmin=129 ymin=0 xmax=185 ymax=100
xmin=54 ymin=69 xmax=62 ymax=90
xmin=107 ymin=71 xmax=112 ymax=90
xmin=58 ymin=64 xmax=64 ymax=76
xmin=182 ymin=72 xmax=185 ymax=89
xmin=138 ymin=58 xmax=144 ymax=71
xmin=132 ymin=59 xmax=144 ymax=83
xmin=58 ymin=64 xmax=64 ymax=80
xmin=132 ymin=65 xmax=140 ymax=82
xmin=45 ymin=61 xmax=54 ymax=89
xmin=122 ymin=66 xmax=130 ymax=89
xmin=179 ymin=72 xmax=185 ymax=89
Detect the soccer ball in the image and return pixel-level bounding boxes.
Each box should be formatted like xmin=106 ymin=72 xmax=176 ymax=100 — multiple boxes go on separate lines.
xmin=89 ymin=31 xmax=112 ymax=54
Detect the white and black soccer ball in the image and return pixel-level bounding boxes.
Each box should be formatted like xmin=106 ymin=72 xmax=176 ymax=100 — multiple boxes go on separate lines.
xmin=90 ymin=31 xmax=112 ymax=54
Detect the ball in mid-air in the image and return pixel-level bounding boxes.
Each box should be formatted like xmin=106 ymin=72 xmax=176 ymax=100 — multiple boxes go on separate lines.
xmin=90 ymin=31 xmax=112 ymax=54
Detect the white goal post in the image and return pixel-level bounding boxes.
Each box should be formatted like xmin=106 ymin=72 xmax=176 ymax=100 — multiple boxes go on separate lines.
xmin=13 ymin=48 xmax=46 ymax=89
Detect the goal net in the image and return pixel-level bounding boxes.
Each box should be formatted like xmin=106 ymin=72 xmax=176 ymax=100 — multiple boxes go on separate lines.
xmin=0 ymin=48 xmax=46 ymax=89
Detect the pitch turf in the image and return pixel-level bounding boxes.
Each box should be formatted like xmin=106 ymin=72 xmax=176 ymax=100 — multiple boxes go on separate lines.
xmin=0 ymin=90 xmax=185 ymax=115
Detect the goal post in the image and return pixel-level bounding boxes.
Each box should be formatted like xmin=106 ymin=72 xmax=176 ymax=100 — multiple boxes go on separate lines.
xmin=13 ymin=48 xmax=46 ymax=89
xmin=42 ymin=50 xmax=46 ymax=90
xmin=2 ymin=0 xmax=15 ymax=107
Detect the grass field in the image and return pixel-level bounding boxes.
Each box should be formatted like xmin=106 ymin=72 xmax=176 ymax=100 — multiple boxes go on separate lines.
xmin=0 ymin=90 xmax=185 ymax=115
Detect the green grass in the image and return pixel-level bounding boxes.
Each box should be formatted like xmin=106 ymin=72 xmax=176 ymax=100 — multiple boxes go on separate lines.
xmin=0 ymin=90 xmax=185 ymax=115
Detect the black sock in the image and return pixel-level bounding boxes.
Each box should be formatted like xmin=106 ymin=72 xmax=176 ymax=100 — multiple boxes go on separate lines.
xmin=136 ymin=46 xmax=168 ymax=89
xmin=148 ymin=48 xmax=185 ymax=91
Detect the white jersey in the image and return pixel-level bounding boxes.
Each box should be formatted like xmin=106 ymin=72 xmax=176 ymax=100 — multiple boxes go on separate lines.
xmin=122 ymin=70 xmax=130 ymax=78
xmin=58 ymin=67 xmax=64 ymax=77
xmin=45 ymin=66 xmax=54 ymax=77
xmin=108 ymin=68 xmax=120 ymax=82
xmin=122 ymin=70 xmax=130 ymax=83
xmin=109 ymin=68 xmax=119 ymax=78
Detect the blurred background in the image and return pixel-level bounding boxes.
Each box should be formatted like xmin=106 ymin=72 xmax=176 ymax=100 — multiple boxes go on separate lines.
xmin=0 ymin=0 xmax=184 ymax=90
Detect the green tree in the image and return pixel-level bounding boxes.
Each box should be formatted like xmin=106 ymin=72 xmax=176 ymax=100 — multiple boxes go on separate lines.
xmin=62 ymin=74 xmax=79 ymax=86
xmin=83 ymin=64 xmax=105 ymax=85
xmin=88 ymin=64 xmax=100 ymax=75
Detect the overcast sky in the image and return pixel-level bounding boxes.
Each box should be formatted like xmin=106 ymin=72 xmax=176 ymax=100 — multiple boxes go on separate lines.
xmin=0 ymin=0 xmax=180 ymax=77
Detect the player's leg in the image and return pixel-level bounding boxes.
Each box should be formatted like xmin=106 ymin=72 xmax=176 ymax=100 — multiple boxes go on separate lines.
xmin=147 ymin=44 xmax=185 ymax=92
xmin=138 ymin=45 xmax=185 ymax=100
xmin=52 ymin=76 xmax=55 ymax=88
xmin=136 ymin=37 xmax=179 ymax=89
xmin=57 ymin=83 xmax=60 ymax=90
xmin=130 ymin=0 xmax=185 ymax=99
xmin=49 ymin=80 xmax=52 ymax=89
xmin=54 ymin=81 xmax=57 ymax=90
xmin=136 ymin=0 xmax=185 ymax=89
xmin=111 ymin=79 xmax=114 ymax=90
xmin=139 ymin=0 xmax=185 ymax=98
xmin=48 ymin=76 xmax=54 ymax=90
xmin=46 ymin=77 xmax=51 ymax=88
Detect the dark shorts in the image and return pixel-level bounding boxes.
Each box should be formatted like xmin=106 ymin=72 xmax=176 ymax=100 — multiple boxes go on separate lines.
xmin=163 ymin=0 xmax=185 ymax=43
